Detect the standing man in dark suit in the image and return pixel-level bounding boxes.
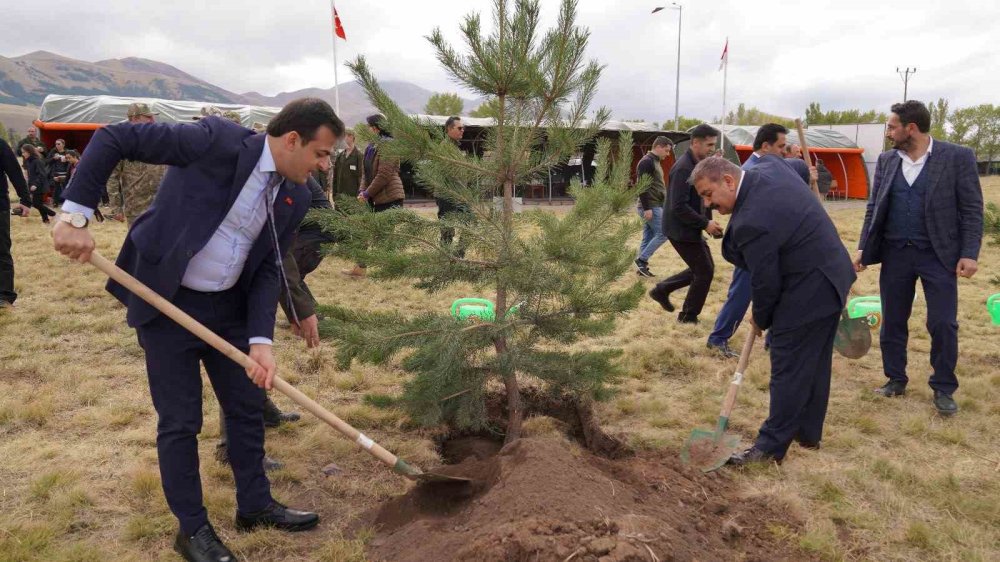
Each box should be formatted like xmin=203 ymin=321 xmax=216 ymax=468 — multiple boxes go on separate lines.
xmin=691 ymin=156 xmax=855 ymax=466
xmin=1 ymin=137 xmax=32 ymax=309
xmin=53 ymin=98 xmax=345 ymax=562
xmin=855 ymin=100 xmax=983 ymax=416
xmin=649 ymin=124 xmax=723 ymax=323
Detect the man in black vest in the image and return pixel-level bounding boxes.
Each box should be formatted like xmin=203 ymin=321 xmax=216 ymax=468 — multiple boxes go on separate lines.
xmin=649 ymin=124 xmax=723 ymax=323
xmin=855 ymin=100 xmax=983 ymax=416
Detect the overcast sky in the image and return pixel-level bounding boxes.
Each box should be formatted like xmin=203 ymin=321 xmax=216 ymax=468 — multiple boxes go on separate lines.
xmin=3 ymin=0 xmax=996 ymax=123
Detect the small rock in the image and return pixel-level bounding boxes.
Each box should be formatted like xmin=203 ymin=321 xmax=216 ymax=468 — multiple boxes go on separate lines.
xmin=708 ymin=500 xmax=729 ymax=515
xmin=721 ymin=519 xmax=744 ymax=542
xmin=588 ymin=537 xmax=617 ymax=556
xmin=320 ymin=462 xmax=343 ymax=477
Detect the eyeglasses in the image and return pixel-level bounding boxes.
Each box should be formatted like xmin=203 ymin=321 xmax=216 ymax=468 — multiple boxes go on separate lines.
xmin=456 ymin=126 xmax=465 ymax=130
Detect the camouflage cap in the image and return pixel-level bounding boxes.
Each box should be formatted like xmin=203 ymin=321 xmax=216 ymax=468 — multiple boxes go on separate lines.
xmin=127 ymin=102 xmax=159 ymax=118
xmin=194 ymin=105 xmax=242 ymax=125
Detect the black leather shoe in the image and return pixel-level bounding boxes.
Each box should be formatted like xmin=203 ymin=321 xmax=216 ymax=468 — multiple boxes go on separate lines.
xmin=263 ymin=399 xmax=301 ymax=428
xmin=648 ymin=286 xmax=675 ymax=312
xmin=933 ymin=391 xmax=958 ymax=417
xmin=174 ymin=523 xmax=238 ymax=562
xmin=726 ymin=446 xmax=782 ymax=467
xmin=216 ymin=444 xmax=284 ymax=472
xmin=707 ymin=341 xmax=738 ymax=359
xmin=235 ymin=500 xmax=319 ymax=533
xmin=874 ymin=380 xmax=907 ymax=397
xmin=677 ymin=313 xmax=699 ymax=325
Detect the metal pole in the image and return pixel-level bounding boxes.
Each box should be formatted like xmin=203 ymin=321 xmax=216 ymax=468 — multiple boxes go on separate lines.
xmin=673 ymin=3 xmax=681 ymax=130
xmin=721 ymin=51 xmax=727 ymax=154
xmin=331 ymin=0 xmax=341 ymax=115
xmin=896 ymin=67 xmax=916 ymax=102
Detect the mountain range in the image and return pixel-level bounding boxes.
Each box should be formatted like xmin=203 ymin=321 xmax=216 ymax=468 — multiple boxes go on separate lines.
xmin=0 ymin=50 xmax=481 ymax=133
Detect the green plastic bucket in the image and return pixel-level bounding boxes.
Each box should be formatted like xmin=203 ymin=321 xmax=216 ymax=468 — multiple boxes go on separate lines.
xmin=848 ymin=296 xmax=882 ymax=329
xmin=988 ymin=294 xmax=1000 ymax=326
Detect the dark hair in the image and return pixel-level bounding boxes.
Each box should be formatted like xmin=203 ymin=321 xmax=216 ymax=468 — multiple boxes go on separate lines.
xmin=366 ymin=114 xmax=391 ymax=137
xmin=66 ymin=149 xmax=80 ymax=159
xmin=891 ymin=100 xmax=930 ymax=133
xmin=652 ymin=135 xmax=673 ymax=149
xmin=752 ymin=123 xmax=788 ymax=151
xmin=21 ymin=144 xmax=40 ymax=158
xmin=266 ymin=97 xmax=345 ymax=142
xmin=690 ymin=124 xmax=719 ymax=141
xmin=445 ymin=116 xmax=462 ymax=130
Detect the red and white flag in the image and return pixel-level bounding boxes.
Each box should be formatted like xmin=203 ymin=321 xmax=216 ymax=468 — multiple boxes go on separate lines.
xmin=718 ymin=38 xmax=728 ymax=71
xmin=333 ymin=5 xmax=347 ymax=40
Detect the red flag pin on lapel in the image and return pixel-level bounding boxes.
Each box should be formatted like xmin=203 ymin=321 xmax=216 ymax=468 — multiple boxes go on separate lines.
xmin=285 ymin=196 xmax=293 ymax=206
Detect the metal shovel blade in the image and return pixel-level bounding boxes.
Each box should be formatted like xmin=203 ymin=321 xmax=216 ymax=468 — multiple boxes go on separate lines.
xmin=835 ymin=312 xmax=872 ymax=359
xmin=393 ymin=458 xmax=474 ymax=485
xmin=681 ymin=428 xmax=742 ymax=473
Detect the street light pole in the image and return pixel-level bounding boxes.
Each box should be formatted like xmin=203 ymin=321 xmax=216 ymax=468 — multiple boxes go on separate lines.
xmin=652 ymin=4 xmax=683 ymax=130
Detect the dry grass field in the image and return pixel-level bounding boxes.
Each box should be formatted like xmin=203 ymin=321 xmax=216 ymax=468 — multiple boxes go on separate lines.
xmin=1 ymin=178 xmax=998 ymax=561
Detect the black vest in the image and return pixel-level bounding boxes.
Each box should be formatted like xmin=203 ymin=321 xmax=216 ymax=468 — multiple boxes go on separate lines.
xmin=883 ymin=156 xmax=931 ymax=244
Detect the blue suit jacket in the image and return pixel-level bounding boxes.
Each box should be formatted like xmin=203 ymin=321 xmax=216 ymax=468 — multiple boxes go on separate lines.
xmin=742 ymin=152 xmax=810 ymax=186
xmin=63 ymin=117 xmax=310 ymax=341
xmin=723 ymin=155 xmax=855 ymax=332
xmin=858 ymin=140 xmax=983 ymax=269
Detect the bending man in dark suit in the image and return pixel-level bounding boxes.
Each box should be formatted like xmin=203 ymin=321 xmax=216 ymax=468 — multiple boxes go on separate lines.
xmin=855 ymin=100 xmax=983 ymax=416
xmin=691 ymin=155 xmax=855 ymax=466
xmin=53 ymin=98 xmax=345 ymax=562
xmin=649 ymin=124 xmax=723 ymax=323
xmin=1 ymin=137 xmax=33 ymax=308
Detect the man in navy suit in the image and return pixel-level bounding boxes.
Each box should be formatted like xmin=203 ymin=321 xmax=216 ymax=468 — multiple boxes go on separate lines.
xmin=706 ymin=124 xmax=814 ymax=358
xmin=855 ymin=100 xmax=983 ymax=416
xmin=53 ymin=98 xmax=344 ymax=562
xmin=691 ymin=155 xmax=855 ymax=466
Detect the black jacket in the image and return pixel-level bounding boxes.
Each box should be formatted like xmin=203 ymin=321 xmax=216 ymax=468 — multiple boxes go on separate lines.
xmin=23 ymin=156 xmax=50 ymax=194
xmin=1 ymin=138 xmax=31 ymax=211
xmin=636 ymin=152 xmax=666 ymax=210
xmin=663 ymin=150 xmax=710 ymax=242
xmin=722 ymin=155 xmax=855 ymax=333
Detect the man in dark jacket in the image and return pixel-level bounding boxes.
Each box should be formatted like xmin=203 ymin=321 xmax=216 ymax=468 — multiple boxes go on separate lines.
xmin=437 ymin=116 xmax=475 ymax=256
xmin=855 ymin=100 xmax=983 ymax=416
xmin=16 ymin=126 xmax=46 ymax=155
xmin=1 ymin=137 xmax=32 ymax=308
xmin=692 ymin=155 xmax=855 ymax=466
xmin=634 ymin=136 xmax=673 ymax=277
xmin=649 ymin=124 xmax=722 ymax=323
xmin=332 ymin=130 xmax=363 ymax=198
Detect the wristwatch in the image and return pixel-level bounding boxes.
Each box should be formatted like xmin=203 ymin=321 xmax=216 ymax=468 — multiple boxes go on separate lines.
xmin=59 ymin=212 xmax=89 ymax=228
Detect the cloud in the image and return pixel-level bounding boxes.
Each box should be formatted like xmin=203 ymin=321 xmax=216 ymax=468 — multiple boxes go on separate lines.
xmin=3 ymin=0 xmax=997 ymax=122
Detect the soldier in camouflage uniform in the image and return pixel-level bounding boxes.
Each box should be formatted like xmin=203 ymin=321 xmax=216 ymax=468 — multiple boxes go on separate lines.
xmin=105 ymin=103 xmax=167 ymax=223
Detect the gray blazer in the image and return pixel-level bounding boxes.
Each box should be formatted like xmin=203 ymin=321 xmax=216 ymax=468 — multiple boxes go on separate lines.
xmin=858 ymin=139 xmax=983 ymax=269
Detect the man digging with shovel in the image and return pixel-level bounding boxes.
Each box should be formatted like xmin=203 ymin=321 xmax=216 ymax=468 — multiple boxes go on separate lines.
xmin=691 ymin=155 xmax=855 ymax=467
xmin=53 ymin=98 xmax=344 ymax=562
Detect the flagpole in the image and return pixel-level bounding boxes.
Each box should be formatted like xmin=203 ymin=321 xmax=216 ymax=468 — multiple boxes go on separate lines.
xmin=331 ymin=0 xmax=341 ymax=115
xmin=720 ymin=38 xmax=728 ymax=154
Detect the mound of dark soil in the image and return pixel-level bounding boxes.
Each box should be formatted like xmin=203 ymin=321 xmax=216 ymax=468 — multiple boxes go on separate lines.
xmin=364 ymin=436 xmax=807 ymax=562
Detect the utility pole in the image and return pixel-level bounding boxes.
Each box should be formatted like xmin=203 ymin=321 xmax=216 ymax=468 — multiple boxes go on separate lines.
xmin=897 ymin=67 xmax=916 ymax=101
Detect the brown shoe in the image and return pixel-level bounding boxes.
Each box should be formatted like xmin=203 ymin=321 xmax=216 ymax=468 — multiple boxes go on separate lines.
xmin=340 ymin=265 xmax=367 ymax=278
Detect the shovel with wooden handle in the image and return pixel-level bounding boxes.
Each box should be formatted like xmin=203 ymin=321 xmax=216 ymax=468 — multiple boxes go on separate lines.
xmin=794 ymin=118 xmax=824 ymax=203
xmin=87 ymin=251 xmax=470 ymax=485
xmin=681 ymin=324 xmax=758 ymax=472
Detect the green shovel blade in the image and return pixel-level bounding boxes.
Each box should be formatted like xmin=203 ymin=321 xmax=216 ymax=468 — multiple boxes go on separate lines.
xmin=681 ymin=428 xmax=742 ymax=472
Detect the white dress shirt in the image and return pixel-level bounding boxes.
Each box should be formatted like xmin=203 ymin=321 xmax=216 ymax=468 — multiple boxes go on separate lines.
xmin=897 ymin=136 xmax=933 ymax=186
xmin=181 ymin=139 xmax=279 ymax=345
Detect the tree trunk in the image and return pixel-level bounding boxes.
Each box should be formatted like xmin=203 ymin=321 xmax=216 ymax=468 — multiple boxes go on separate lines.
xmin=495 ymin=334 xmax=523 ymax=444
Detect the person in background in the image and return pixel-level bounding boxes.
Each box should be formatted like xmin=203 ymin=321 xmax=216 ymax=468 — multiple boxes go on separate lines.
xmin=633 ymin=136 xmax=673 ymax=277
xmin=1 ymin=137 xmax=32 ymax=309
xmin=46 ymin=139 xmax=72 ymax=204
xmin=342 ymin=114 xmax=405 ymax=278
xmin=105 ymin=103 xmax=167 ymax=224
xmin=855 ymin=100 xmax=983 ymax=417
xmin=21 ymin=145 xmax=57 ymax=224
xmin=648 ymin=124 xmax=722 ymax=324
xmin=332 ymin=130 xmax=363 ymax=199
xmin=815 ymin=158 xmax=833 ymax=197
xmin=17 ymin=126 xmax=46 ymax=155
xmin=437 ymin=116 xmax=475 ymax=256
